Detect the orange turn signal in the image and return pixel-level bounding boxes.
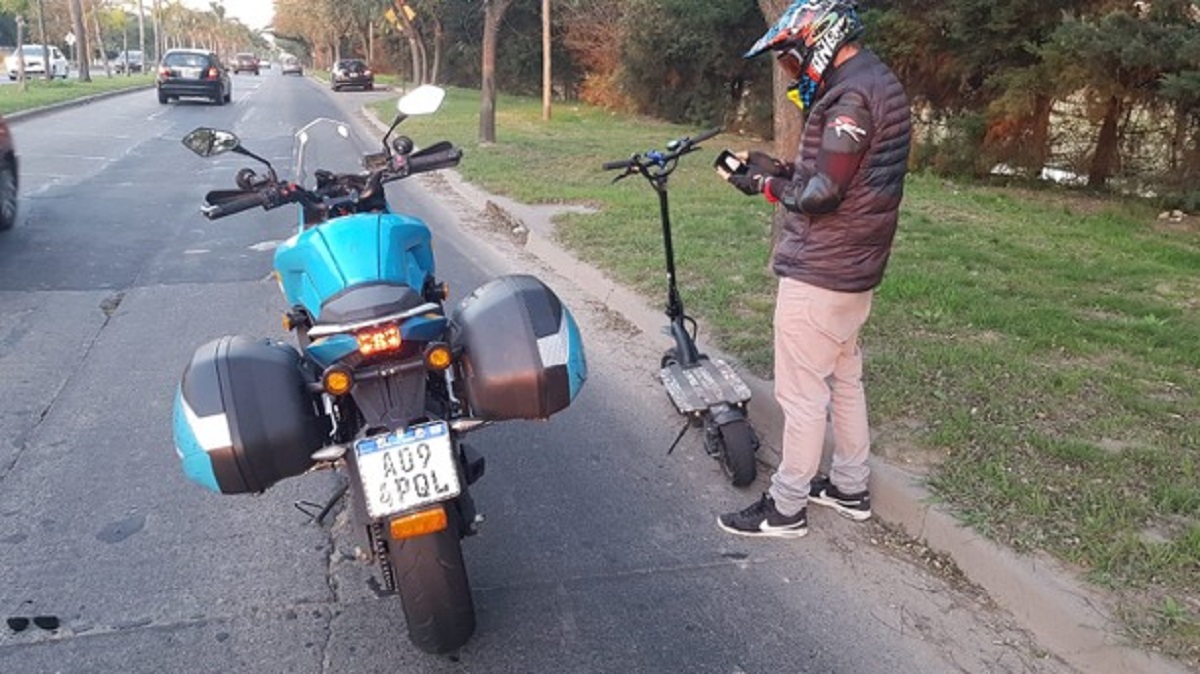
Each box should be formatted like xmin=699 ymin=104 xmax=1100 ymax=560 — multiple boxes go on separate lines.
xmin=424 ymin=343 xmax=452 ymax=371
xmin=322 ymin=366 xmax=353 ymax=395
xmin=389 ymin=506 xmax=448 ymax=540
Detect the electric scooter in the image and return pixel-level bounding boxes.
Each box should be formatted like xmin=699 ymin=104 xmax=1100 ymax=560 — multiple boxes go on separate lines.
xmin=602 ymin=129 xmax=759 ymax=487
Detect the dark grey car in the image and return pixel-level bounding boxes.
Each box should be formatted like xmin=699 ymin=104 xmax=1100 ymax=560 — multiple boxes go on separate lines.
xmin=331 ymin=59 xmax=374 ymax=92
xmin=156 ymin=49 xmax=232 ymax=105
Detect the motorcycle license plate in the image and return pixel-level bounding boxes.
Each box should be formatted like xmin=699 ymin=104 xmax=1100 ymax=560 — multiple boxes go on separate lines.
xmin=355 ymin=421 xmax=460 ymax=519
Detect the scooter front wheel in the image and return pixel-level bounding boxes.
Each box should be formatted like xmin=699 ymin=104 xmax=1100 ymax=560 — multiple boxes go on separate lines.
xmin=717 ymin=419 xmax=757 ymax=487
xmin=660 ymin=348 xmax=678 ymax=368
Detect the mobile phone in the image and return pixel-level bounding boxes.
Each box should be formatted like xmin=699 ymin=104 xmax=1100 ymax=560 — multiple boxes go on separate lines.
xmin=714 ymin=149 xmax=749 ymax=176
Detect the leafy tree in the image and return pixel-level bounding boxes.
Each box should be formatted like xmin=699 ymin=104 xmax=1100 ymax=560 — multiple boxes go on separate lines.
xmin=616 ymin=0 xmax=767 ymax=127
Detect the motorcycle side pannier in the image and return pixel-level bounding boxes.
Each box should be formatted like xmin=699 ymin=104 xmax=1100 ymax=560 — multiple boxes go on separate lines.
xmin=172 ymin=335 xmax=330 ymax=494
xmin=452 ymin=274 xmax=587 ymax=420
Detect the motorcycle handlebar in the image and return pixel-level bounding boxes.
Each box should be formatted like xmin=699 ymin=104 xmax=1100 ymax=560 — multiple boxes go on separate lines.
xmin=201 ymin=189 xmax=266 ymax=220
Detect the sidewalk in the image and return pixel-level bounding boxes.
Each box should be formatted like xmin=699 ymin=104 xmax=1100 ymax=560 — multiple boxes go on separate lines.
xmin=431 ymin=168 xmax=1191 ymax=674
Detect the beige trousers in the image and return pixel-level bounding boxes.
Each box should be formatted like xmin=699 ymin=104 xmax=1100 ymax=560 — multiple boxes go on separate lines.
xmin=768 ymin=277 xmax=874 ymax=516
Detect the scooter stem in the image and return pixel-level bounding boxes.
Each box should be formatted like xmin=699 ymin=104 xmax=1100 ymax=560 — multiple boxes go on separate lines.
xmin=657 ymin=180 xmax=701 ymax=366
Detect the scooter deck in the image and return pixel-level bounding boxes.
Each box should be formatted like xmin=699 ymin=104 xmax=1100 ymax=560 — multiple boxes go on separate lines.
xmin=660 ymin=357 xmax=753 ymax=414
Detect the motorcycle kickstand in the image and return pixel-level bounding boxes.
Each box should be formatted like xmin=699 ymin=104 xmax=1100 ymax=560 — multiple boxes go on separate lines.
xmin=294 ymin=481 xmax=349 ymax=526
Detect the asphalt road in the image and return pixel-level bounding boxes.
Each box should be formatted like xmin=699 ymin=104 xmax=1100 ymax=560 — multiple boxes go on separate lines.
xmin=0 ymin=72 xmax=1068 ymax=673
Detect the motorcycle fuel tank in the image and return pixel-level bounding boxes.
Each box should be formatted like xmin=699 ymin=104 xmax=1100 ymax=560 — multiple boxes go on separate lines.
xmin=173 ymin=335 xmax=331 ymax=494
xmin=452 ymin=274 xmax=587 ymax=420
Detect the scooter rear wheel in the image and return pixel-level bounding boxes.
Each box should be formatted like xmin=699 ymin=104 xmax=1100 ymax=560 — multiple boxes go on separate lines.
xmin=717 ymin=419 xmax=757 ymax=487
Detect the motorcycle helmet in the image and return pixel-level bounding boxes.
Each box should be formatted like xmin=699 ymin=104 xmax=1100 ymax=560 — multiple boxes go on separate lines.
xmin=745 ymin=0 xmax=864 ymax=112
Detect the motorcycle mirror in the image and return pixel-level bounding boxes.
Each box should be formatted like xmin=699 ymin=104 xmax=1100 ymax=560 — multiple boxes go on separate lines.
xmin=392 ymin=136 xmax=414 ymax=155
xmin=182 ymin=128 xmax=240 ymax=157
xmin=396 ymin=85 xmax=445 ymax=117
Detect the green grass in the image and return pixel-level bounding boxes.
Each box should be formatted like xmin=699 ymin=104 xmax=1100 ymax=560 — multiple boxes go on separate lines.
xmin=0 ymin=74 xmax=154 ymax=115
xmin=376 ymin=86 xmax=1200 ymax=665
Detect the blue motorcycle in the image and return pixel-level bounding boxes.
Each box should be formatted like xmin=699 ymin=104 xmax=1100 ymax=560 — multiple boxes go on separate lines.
xmin=172 ymin=86 xmax=587 ymax=654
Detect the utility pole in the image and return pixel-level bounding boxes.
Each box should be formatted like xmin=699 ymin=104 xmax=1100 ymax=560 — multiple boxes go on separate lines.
xmin=137 ymin=0 xmax=146 ymax=62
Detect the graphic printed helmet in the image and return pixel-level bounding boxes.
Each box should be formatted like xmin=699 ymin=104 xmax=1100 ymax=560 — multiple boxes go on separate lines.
xmin=745 ymin=0 xmax=864 ymax=111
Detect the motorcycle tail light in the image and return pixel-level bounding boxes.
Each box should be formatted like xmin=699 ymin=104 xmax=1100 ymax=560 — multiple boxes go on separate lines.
xmin=390 ymin=505 xmax=447 ymax=540
xmin=356 ymin=324 xmax=402 ymax=356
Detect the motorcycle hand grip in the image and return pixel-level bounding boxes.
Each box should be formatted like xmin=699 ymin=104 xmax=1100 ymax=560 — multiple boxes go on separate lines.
xmin=407 ymin=147 xmax=462 ymax=173
xmin=412 ymin=140 xmax=455 ymax=158
xmin=201 ymin=189 xmax=266 ymax=220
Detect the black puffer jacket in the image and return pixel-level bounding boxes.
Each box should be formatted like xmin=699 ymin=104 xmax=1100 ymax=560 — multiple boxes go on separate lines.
xmin=771 ymin=49 xmax=911 ymax=292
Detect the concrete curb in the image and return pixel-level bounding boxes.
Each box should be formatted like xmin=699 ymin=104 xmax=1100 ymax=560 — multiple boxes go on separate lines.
xmin=431 ymin=168 xmax=1190 ymax=674
xmin=5 ymin=82 xmax=154 ymax=123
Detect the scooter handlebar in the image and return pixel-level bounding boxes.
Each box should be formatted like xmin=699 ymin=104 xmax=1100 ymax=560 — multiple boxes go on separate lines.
xmin=601 ymin=127 xmax=723 ymax=172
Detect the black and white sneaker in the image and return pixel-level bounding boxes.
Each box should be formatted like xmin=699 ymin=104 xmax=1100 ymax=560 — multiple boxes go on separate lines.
xmin=717 ymin=493 xmax=808 ymax=538
xmin=809 ymin=475 xmax=872 ymax=521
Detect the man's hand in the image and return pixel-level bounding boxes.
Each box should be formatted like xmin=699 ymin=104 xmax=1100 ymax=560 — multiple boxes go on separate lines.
xmin=727 ymin=173 xmax=768 ymax=196
xmin=745 ymin=151 xmax=790 ymax=177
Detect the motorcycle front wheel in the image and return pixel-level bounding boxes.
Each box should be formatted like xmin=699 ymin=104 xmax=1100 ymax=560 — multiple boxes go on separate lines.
xmin=388 ymin=503 xmax=475 ymax=654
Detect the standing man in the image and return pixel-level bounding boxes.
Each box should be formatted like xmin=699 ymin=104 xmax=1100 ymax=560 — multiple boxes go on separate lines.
xmin=716 ymin=0 xmax=911 ymax=538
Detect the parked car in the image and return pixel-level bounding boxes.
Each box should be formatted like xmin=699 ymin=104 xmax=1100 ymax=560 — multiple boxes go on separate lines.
xmin=280 ymin=55 xmax=303 ymax=76
xmin=232 ymin=52 xmax=259 ymax=75
xmin=113 ymin=49 xmax=144 ymax=74
xmin=0 ymin=115 xmax=17 ymax=231
xmin=5 ymin=44 xmax=69 ymax=80
xmin=330 ymin=58 xmax=373 ymax=91
xmin=156 ymin=49 xmax=231 ymax=105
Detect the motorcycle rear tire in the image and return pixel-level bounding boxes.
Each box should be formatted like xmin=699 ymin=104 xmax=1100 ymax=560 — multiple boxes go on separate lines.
xmin=389 ymin=505 xmax=475 ymax=654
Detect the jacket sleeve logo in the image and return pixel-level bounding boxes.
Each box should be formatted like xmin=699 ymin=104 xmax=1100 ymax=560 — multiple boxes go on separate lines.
xmin=830 ymin=115 xmax=866 ymax=143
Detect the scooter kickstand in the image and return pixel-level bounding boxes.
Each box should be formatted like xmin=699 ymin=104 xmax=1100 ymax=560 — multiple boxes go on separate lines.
xmin=666 ymin=419 xmax=692 ymax=455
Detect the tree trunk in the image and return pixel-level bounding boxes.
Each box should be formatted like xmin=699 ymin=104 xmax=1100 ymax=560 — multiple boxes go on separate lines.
xmin=755 ymin=0 xmax=802 ymax=156
xmin=754 ymin=0 xmax=796 ymax=265
xmin=90 ymin=0 xmax=112 ymax=77
xmin=35 ymin=0 xmax=50 ymax=81
xmin=542 ymin=0 xmax=551 ymax=121
xmin=69 ymin=0 xmax=91 ymax=82
xmin=1029 ymin=93 xmax=1053 ymax=174
xmin=15 ymin=18 xmax=26 ymax=91
xmin=430 ymin=18 xmax=443 ymax=84
xmin=480 ymin=0 xmax=514 ymax=144
xmin=1088 ymin=95 xmax=1122 ymax=188
xmin=395 ymin=1 xmax=425 ymax=85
